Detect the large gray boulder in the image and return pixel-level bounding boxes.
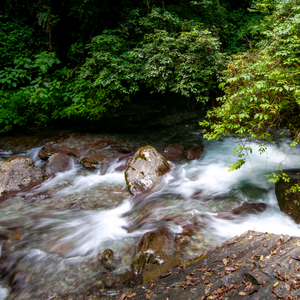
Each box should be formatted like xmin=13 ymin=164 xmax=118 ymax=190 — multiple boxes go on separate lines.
xmin=0 ymin=157 xmax=44 ymax=195
xmin=125 ymin=146 xmax=172 ymax=195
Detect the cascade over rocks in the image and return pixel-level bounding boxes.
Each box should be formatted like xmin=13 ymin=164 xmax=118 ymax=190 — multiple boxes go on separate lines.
xmin=0 ymin=157 xmax=44 ymax=195
xmin=131 ymin=228 xmax=181 ymax=283
xmin=125 ymin=146 xmax=172 ymax=195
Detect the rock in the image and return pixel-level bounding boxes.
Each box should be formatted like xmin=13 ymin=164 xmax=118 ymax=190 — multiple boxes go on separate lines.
xmin=186 ymin=145 xmax=204 ymax=160
xmin=38 ymin=144 xmax=81 ymax=160
xmin=163 ymin=143 xmax=185 ymax=163
xmin=0 ymin=157 xmax=44 ymax=195
xmin=80 ymin=150 xmax=120 ymax=169
xmin=231 ymin=201 xmax=267 ymax=215
xmin=99 ymin=249 xmax=114 ymax=270
xmin=125 ymin=146 xmax=172 ymax=195
xmin=132 ymin=231 xmax=300 ymax=299
xmin=275 ymin=169 xmax=300 ymax=223
xmin=218 ymin=201 xmax=267 ymax=220
xmin=131 ymin=228 xmax=181 ymax=283
xmin=45 ymin=153 xmax=73 ymax=176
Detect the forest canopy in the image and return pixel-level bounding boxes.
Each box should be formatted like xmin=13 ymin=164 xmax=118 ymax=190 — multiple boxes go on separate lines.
xmin=0 ymin=0 xmax=260 ymax=132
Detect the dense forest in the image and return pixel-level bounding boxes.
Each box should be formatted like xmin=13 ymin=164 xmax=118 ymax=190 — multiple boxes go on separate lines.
xmin=1 ymin=0 xmax=300 ymax=157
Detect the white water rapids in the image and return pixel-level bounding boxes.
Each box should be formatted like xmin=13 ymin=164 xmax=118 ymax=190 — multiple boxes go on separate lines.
xmin=0 ymin=132 xmax=299 ymax=299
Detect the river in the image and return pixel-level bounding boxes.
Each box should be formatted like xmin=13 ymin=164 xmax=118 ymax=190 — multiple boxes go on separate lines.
xmin=0 ymin=123 xmax=299 ymax=299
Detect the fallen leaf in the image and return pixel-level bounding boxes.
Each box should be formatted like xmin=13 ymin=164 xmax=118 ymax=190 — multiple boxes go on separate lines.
xmin=275 ymin=269 xmax=281 ymax=276
xmin=273 ymin=282 xmax=279 ymax=288
xmin=13 ymin=234 xmax=22 ymax=240
xmin=285 ymin=283 xmax=290 ymax=291
xmin=271 ymin=250 xmax=277 ymax=256
xmin=225 ymin=267 xmax=236 ymax=272
xmin=205 ymin=283 xmax=212 ymax=294
xmin=239 ymin=292 xmax=247 ymax=295
xmin=259 ymin=255 xmax=264 ymax=261
xmin=146 ymin=292 xmax=152 ymax=299
xmin=186 ymin=276 xmax=192 ymax=280
xmin=223 ymin=258 xmax=229 ymax=266
xmin=119 ymin=294 xmax=127 ymax=300
xmin=263 ymin=244 xmax=268 ymax=247
xmin=160 ymin=271 xmax=172 ymax=278
xmin=127 ymin=293 xmax=136 ymax=298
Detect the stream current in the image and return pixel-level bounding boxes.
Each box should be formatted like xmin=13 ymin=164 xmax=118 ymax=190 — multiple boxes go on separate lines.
xmin=0 ymin=124 xmax=299 ymax=299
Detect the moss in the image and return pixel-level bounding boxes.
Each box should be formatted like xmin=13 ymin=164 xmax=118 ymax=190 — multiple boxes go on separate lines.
xmin=3 ymin=157 xmax=21 ymax=163
xmin=179 ymin=254 xmax=206 ymax=266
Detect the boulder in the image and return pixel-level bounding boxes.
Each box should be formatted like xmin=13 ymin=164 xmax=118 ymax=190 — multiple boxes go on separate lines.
xmin=132 ymin=231 xmax=300 ymax=299
xmin=186 ymin=145 xmax=204 ymax=160
xmin=38 ymin=144 xmax=81 ymax=160
xmin=131 ymin=228 xmax=181 ymax=283
xmin=0 ymin=157 xmax=44 ymax=195
xmin=163 ymin=143 xmax=185 ymax=163
xmin=275 ymin=169 xmax=300 ymax=223
xmin=45 ymin=153 xmax=73 ymax=176
xmin=125 ymin=146 xmax=172 ymax=195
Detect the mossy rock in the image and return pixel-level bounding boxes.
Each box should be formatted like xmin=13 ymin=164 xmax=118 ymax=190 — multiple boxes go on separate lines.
xmin=275 ymin=169 xmax=300 ymax=223
xmin=125 ymin=146 xmax=172 ymax=195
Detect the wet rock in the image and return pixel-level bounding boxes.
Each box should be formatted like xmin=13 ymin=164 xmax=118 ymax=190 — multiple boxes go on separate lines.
xmin=38 ymin=143 xmax=81 ymax=160
xmin=231 ymin=201 xmax=267 ymax=215
xmin=132 ymin=231 xmax=300 ymax=299
xmin=0 ymin=157 xmax=44 ymax=195
xmin=99 ymin=249 xmax=114 ymax=270
xmin=102 ymin=273 xmax=115 ymax=288
xmin=80 ymin=149 xmax=120 ymax=169
xmin=45 ymin=153 xmax=73 ymax=176
xmin=82 ymin=139 xmax=117 ymax=150
xmin=163 ymin=143 xmax=185 ymax=163
xmin=186 ymin=145 xmax=204 ymax=160
xmin=131 ymin=228 xmax=181 ymax=283
xmin=218 ymin=201 xmax=267 ymax=220
xmin=275 ymin=169 xmax=300 ymax=223
xmin=125 ymin=146 xmax=172 ymax=195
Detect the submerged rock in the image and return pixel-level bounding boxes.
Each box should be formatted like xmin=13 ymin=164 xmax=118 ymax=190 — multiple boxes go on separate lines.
xmin=163 ymin=143 xmax=185 ymax=163
xmin=0 ymin=157 xmax=44 ymax=195
xmin=186 ymin=145 xmax=204 ymax=160
xmin=45 ymin=153 xmax=73 ymax=176
xmin=125 ymin=146 xmax=172 ymax=195
xmin=80 ymin=149 xmax=120 ymax=169
xmin=38 ymin=144 xmax=81 ymax=160
xmin=275 ymin=169 xmax=300 ymax=223
xmin=99 ymin=249 xmax=114 ymax=270
xmin=131 ymin=228 xmax=181 ymax=283
xmin=218 ymin=201 xmax=267 ymax=220
xmin=132 ymin=231 xmax=300 ymax=299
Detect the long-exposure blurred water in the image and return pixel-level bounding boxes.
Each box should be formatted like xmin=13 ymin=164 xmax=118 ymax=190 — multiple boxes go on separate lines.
xmin=0 ymin=125 xmax=299 ymax=299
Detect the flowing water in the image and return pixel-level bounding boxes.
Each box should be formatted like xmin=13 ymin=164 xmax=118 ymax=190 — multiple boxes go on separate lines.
xmin=0 ymin=124 xmax=299 ymax=299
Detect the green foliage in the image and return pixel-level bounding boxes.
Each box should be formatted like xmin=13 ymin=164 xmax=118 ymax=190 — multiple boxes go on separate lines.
xmin=0 ymin=17 xmax=41 ymax=68
xmin=201 ymin=0 xmax=300 ymax=171
xmin=82 ymin=9 xmax=227 ymax=105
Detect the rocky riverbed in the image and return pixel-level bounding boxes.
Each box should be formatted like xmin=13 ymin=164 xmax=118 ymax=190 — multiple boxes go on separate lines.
xmin=0 ymin=121 xmax=299 ymax=299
